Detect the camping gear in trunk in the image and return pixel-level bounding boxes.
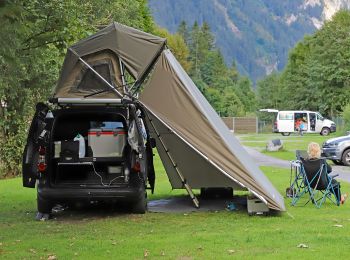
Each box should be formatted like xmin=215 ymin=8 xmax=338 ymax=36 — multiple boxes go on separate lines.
xmin=59 ymin=140 xmax=79 ymax=163
xmin=88 ymin=128 xmax=126 ymax=157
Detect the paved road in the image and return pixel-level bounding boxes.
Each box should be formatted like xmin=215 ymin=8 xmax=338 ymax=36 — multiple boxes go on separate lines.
xmin=244 ymin=146 xmax=350 ymax=183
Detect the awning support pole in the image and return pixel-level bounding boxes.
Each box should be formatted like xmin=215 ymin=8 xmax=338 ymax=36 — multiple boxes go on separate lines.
xmin=70 ymin=49 xmax=123 ymax=97
xmin=118 ymin=57 xmax=127 ymax=94
xmin=145 ymin=112 xmax=200 ymax=208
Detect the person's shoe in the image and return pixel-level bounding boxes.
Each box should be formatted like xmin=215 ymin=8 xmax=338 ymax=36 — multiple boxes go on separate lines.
xmin=341 ymin=193 xmax=348 ymax=204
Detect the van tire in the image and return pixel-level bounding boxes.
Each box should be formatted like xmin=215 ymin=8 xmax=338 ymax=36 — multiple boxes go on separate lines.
xmin=320 ymin=127 xmax=330 ymax=136
xmin=132 ymin=186 xmax=147 ymax=214
xmin=341 ymin=149 xmax=350 ymax=166
xmin=281 ymin=132 xmax=290 ymax=136
xmin=37 ymin=194 xmax=53 ymax=215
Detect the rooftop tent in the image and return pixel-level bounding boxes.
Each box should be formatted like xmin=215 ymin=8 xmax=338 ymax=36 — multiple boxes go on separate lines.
xmin=140 ymin=50 xmax=285 ymax=211
xmin=53 ymin=22 xmax=166 ymax=98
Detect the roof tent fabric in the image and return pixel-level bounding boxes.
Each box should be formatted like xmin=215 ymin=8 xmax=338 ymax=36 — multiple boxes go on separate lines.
xmin=140 ymin=50 xmax=285 ymax=211
xmin=54 ymin=22 xmax=166 ymax=98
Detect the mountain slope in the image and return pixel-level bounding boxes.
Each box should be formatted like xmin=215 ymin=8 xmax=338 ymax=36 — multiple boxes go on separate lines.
xmin=149 ymin=0 xmax=350 ymax=82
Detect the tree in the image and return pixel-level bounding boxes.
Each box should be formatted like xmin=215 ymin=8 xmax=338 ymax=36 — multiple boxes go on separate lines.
xmin=269 ymin=10 xmax=350 ymax=117
xmin=200 ymin=49 xmax=227 ymax=87
xmin=154 ymin=27 xmax=191 ymax=71
xmin=234 ymin=77 xmax=256 ymax=113
xmin=0 ymin=0 xmax=155 ymax=177
xmin=177 ymin=20 xmax=190 ymax=45
xmin=342 ymin=103 xmax=350 ymax=131
xmin=257 ymin=73 xmax=283 ymax=110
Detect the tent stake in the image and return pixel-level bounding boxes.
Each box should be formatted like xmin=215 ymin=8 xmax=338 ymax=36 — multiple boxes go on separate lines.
xmin=145 ymin=112 xmax=200 ymax=208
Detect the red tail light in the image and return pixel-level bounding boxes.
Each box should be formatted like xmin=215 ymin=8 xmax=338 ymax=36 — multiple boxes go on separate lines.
xmin=37 ymin=146 xmax=47 ymax=173
xmin=132 ymin=161 xmax=141 ymax=172
xmin=39 ymin=146 xmax=46 ymax=155
xmin=37 ymin=162 xmax=47 ymax=172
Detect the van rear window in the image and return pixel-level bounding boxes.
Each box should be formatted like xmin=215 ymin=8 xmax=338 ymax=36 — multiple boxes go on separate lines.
xmin=279 ymin=112 xmax=293 ymax=120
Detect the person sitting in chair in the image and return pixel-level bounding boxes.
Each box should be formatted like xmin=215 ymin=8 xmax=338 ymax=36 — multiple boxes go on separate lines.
xmin=305 ymin=142 xmax=347 ymax=204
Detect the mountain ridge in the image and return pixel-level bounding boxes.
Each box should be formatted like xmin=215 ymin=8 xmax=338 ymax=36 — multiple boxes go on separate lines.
xmin=149 ymin=0 xmax=350 ymax=82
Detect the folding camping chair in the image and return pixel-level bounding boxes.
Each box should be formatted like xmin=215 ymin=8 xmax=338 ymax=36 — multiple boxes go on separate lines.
xmin=296 ymin=150 xmax=308 ymax=161
xmin=291 ymin=157 xmax=340 ymax=208
xmin=287 ymin=150 xmax=308 ymax=198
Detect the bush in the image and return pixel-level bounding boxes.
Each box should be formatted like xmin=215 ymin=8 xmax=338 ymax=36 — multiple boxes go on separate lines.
xmin=342 ymin=103 xmax=350 ymax=132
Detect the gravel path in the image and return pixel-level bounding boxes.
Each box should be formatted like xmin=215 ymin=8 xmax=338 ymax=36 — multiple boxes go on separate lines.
xmin=243 ymin=146 xmax=350 ymax=183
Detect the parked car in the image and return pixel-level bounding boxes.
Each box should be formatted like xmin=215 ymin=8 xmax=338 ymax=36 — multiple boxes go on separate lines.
xmin=322 ymin=134 xmax=350 ymax=166
xmin=22 ymin=99 xmax=155 ymax=219
xmin=260 ymin=109 xmax=336 ymax=136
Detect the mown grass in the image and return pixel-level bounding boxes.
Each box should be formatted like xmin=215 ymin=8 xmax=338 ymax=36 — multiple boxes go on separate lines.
xmin=1 ymin=138 xmax=350 ymax=259
xmin=239 ymin=133 xmax=338 ymax=161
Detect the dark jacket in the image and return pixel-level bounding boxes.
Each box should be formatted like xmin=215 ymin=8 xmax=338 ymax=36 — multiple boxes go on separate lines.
xmin=304 ymin=157 xmax=332 ymax=174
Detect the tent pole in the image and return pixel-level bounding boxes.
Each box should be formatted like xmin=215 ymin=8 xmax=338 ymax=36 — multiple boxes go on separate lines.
xmin=118 ymin=57 xmax=127 ymax=94
xmin=70 ymin=49 xmax=123 ymax=97
xmin=145 ymin=111 xmax=200 ymax=208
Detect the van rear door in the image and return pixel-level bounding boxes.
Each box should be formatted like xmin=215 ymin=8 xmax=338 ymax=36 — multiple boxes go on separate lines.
xmin=22 ymin=103 xmax=49 ymax=188
xmin=315 ymin=113 xmax=324 ymax=132
xmin=278 ymin=111 xmax=294 ymax=133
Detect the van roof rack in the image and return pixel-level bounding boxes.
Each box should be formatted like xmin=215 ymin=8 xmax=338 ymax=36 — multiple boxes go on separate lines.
xmin=49 ymin=98 xmax=123 ymax=105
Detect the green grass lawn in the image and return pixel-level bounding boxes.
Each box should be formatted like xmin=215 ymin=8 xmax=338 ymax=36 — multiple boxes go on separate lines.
xmin=1 ymin=138 xmax=350 ymax=259
xmin=238 ymin=133 xmax=338 ymax=161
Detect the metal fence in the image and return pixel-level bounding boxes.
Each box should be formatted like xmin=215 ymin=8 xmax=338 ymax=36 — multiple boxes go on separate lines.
xmin=222 ymin=117 xmax=258 ymax=133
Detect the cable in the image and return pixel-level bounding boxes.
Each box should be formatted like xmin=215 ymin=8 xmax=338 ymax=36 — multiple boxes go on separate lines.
xmin=91 ymin=163 xmax=124 ymax=187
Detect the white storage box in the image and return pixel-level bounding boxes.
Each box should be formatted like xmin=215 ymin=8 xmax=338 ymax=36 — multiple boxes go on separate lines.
xmin=247 ymin=196 xmax=269 ymax=215
xmin=88 ymin=128 xmax=126 ymax=157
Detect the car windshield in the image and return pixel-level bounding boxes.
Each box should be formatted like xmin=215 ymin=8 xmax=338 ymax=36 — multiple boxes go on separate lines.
xmin=316 ymin=113 xmax=324 ymax=120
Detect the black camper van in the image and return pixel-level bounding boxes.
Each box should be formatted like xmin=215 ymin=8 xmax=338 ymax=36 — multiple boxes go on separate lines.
xmin=22 ymin=99 xmax=155 ymax=219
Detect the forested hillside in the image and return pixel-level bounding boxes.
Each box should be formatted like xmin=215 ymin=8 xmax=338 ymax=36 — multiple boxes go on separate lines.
xmin=149 ymin=0 xmax=350 ymax=82
xmin=257 ymin=10 xmax=350 ymax=119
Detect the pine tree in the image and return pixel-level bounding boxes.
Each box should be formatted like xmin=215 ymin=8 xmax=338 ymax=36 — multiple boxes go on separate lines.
xmin=177 ymin=20 xmax=190 ymax=45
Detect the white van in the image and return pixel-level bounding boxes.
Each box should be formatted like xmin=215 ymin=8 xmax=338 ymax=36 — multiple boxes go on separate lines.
xmin=260 ymin=109 xmax=336 ymax=136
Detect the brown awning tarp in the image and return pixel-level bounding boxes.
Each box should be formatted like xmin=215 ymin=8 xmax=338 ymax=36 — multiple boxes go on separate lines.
xmin=54 ymin=22 xmax=166 ymax=98
xmin=140 ymin=50 xmax=285 ymax=211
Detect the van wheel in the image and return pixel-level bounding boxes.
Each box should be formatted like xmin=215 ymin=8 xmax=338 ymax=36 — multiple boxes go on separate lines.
xmin=37 ymin=194 xmax=53 ymax=216
xmin=341 ymin=149 xmax=350 ymax=166
xmin=281 ymin=132 xmax=290 ymax=136
xmin=320 ymin=127 xmax=330 ymax=136
xmin=132 ymin=186 xmax=147 ymax=214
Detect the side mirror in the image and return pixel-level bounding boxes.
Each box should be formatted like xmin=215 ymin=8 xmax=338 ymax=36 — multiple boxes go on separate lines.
xmin=149 ymin=138 xmax=156 ymax=148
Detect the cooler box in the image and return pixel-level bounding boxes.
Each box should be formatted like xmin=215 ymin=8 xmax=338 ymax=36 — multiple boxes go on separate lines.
xmin=88 ymin=128 xmax=126 ymax=157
